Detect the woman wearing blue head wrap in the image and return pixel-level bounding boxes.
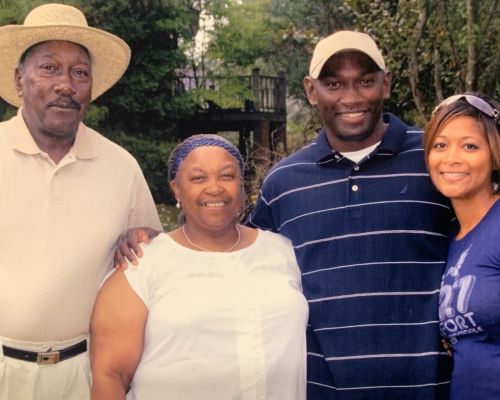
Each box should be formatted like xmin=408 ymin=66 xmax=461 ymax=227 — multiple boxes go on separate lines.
xmin=91 ymin=134 xmax=308 ymax=400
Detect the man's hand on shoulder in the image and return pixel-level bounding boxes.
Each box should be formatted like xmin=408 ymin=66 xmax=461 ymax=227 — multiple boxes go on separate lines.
xmin=114 ymin=227 xmax=161 ymax=268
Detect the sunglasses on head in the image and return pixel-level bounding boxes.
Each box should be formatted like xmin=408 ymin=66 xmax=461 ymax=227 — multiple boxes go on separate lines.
xmin=432 ymin=94 xmax=500 ymax=123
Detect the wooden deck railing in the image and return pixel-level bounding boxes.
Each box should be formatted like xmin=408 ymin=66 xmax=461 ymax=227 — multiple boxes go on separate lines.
xmin=174 ymin=68 xmax=286 ymax=113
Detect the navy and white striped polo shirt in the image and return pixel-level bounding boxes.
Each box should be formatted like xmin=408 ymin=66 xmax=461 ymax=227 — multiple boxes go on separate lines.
xmin=249 ymin=113 xmax=453 ymax=399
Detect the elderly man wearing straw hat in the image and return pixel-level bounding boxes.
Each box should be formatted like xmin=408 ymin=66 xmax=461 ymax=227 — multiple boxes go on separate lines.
xmin=0 ymin=3 xmax=161 ymax=399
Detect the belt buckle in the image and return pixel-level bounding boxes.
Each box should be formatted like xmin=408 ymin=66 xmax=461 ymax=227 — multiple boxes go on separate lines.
xmin=37 ymin=351 xmax=60 ymax=364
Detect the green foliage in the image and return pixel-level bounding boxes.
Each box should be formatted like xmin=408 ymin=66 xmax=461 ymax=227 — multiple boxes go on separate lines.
xmin=0 ymin=0 xmax=26 ymax=23
xmin=156 ymin=203 xmax=181 ymax=231
xmin=83 ymin=104 xmax=109 ymax=128
xmin=0 ymin=0 xmax=201 ymax=139
xmin=194 ymin=0 xmax=349 ymax=140
xmin=345 ymin=0 xmax=499 ymax=124
xmin=267 ymin=0 xmax=351 ymax=100
xmin=79 ymin=0 xmax=200 ymax=140
xmin=201 ymin=0 xmax=498 ymax=132
xmin=0 ymin=0 xmax=193 ymax=207
xmin=0 ymin=0 xmax=39 ymax=118
xmin=343 ymin=0 xmax=416 ymax=121
xmin=2 ymin=0 xmax=498 ymax=161
xmin=207 ymin=0 xmax=279 ymax=68
xmin=107 ymin=131 xmax=178 ymax=205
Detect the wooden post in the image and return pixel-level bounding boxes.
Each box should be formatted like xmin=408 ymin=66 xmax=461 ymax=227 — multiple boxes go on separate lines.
xmin=276 ymin=71 xmax=286 ymax=112
xmin=253 ymin=119 xmax=271 ymax=169
xmin=271 ymin=122 xmax=287 ymax=156
xmin=251 ymin=68 xmax=261 ymax=111
xmin=274 ymin=72 xmax=287 ymax=154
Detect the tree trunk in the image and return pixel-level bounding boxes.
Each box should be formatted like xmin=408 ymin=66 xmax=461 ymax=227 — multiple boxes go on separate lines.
xmin=408 ymin=0 xmax=428 ymax=122
xmin=433 ymin=46 xmax=444 ymax=103
xmin=465 ymin=0 xmax=477 ymax=91
xmin=442 ymin=0 xmax=464 ymax=91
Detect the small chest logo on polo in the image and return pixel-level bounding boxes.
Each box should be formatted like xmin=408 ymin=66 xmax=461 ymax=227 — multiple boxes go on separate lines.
xmin=439 ymin=245 xmax=483 ymax=340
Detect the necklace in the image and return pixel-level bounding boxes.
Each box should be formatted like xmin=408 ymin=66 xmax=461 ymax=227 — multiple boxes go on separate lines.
xmin=182 ymin=225 xmax=241 ymax=252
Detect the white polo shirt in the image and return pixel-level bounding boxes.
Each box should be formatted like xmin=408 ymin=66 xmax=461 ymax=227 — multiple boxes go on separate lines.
xmin=0 ymin=109 xmax=162 ymax=344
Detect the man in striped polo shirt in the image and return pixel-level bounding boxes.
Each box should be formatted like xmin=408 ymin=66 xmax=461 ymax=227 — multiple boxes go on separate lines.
xmin=248 ymin=31 xmax=453 ymax=399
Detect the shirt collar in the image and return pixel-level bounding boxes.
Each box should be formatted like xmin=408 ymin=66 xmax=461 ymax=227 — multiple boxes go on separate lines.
xmin=7 ymin=107 xmax=96 ymax=159
xmin=377 ymin=113 xmax=409 ymax=155
xmin=314 ymin=113 xmax=410 ymax=164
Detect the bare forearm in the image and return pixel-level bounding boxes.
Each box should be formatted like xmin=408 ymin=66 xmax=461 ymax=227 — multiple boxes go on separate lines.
xmin=90 ymin=269 xmax=146 ymax=400
xmin=91 ymin=374 xmax=129 ymax=400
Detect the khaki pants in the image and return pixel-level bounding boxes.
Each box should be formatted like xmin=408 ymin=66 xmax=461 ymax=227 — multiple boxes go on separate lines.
xmin=0 ymin=336 xmax=90 ymax=400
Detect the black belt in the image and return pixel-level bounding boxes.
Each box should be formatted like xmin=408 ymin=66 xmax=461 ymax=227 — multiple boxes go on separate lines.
xmin=2 ymin=339 xmax=87 ymax=365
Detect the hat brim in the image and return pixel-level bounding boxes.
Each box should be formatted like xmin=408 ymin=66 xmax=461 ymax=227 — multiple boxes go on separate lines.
xmin=310 ymin=47 xmax=385 ymax=79
xmin=0 ymin=24 xmax=131 ymax=107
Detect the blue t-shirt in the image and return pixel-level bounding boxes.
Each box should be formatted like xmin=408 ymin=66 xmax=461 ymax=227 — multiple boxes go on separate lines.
xmin=440 ymin=199 xmax=500 ymax=400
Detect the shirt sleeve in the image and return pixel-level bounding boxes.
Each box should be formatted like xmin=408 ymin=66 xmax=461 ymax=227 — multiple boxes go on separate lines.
xmin=123 ymin=255 xmax=154 ymax=308
xmin=246 ymin=186 xmax=279 ymax=232
xmin=288 ymin=243 xmax=303 ymax=292
xmin=122 ymin=234 xmax=168 ymax=309
xmin=279 ymin=234 xmax=302 ymax=292
xmin=127 ymin=163 xmax=163 ymax=232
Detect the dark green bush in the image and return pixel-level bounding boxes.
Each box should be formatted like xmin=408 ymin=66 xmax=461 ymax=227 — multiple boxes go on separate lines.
xmin=108 ymin=132 xmax=177 ymax=205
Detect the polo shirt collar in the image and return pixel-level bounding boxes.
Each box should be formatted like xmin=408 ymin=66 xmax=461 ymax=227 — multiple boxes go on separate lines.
xmin=314 ymin=112 xmax=409 ymax=164
xmin=72 ymin=123 xmax=96 ymax=159
xmin=314 ymin=130 xmax=342 ymax=165
xmin=377 ymin=113 xmax=408 ymax=155
xmin=8 ymin=108 xmax=96 ymax=160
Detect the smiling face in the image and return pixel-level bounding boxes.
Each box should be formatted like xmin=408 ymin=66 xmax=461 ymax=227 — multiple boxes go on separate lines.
xmin=427 ymin=115 xmax=494 ymax=202
xmin=15 ymin=40 xmax=92 ymax=141
xmin=304 ymin=51 xmax=391 ymax=152
xmin=170 ymin=146 xmax=244 ymax=233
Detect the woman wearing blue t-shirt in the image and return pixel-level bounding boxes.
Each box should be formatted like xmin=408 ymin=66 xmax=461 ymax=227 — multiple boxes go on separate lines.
xmin=424 ymin=93 xmax=500 ymax=400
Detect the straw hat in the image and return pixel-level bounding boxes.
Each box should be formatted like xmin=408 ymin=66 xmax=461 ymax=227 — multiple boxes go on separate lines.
xmin=0 ymin=3 xmax=131 ymax=107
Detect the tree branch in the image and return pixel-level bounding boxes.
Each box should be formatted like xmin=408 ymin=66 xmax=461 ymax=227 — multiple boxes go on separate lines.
xmin=408 ymin=0 xmax=428 ymax=122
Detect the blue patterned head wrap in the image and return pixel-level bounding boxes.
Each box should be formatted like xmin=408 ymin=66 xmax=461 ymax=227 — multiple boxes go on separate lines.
xmin=168 ymin=134 xmax=244 ymax=181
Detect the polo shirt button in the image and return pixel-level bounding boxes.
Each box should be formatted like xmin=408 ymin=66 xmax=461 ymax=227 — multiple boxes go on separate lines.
xmin=353 ymin=165 xmax=360 ymax=171
xmin=352 ymin=184 xmax=359 ymax=192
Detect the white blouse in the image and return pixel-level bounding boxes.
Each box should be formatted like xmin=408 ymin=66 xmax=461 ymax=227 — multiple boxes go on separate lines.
xmin=124 ymin=229 xmax=308 ymax=400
